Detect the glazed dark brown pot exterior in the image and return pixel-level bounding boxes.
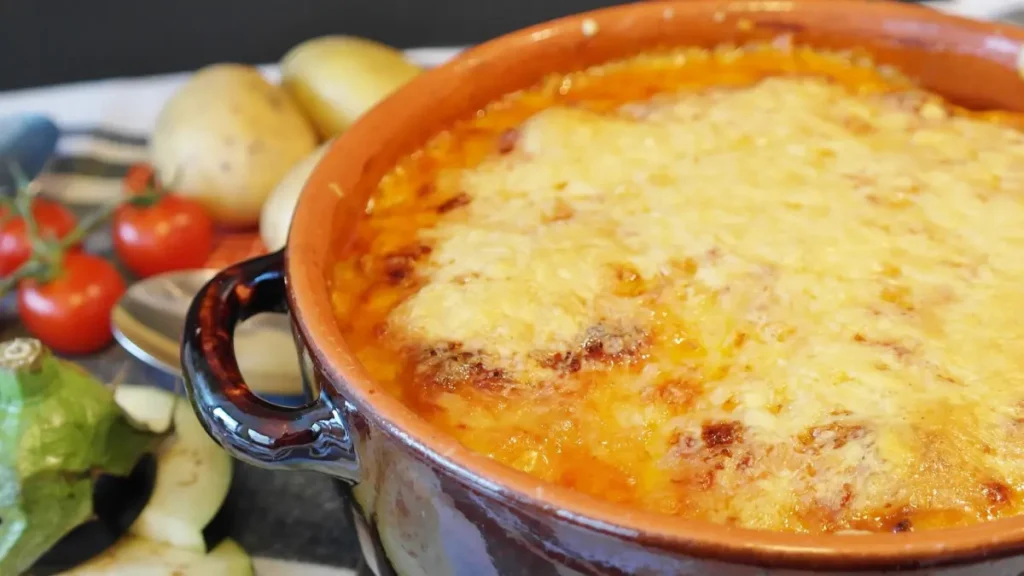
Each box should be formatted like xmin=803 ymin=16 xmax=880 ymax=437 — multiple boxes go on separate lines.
xmin=181 ymin=2 xmax=1024 ymax=575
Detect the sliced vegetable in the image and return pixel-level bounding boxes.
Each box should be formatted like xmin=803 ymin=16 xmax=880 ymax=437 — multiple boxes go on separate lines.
xmin=17 ymin=253 xmax=126 ymax=355
xmin=115 ymin=385 xmax=233 ymax=552
xmin=112 ymin=383 xmax=176 ymax=435
xmin=259 ymin=139 xmax=333 ymax=252
xmin=29 ymin=455 xmax=157 ymax=576
xmin=281 ymin=36 xmax=423 ymax=137
xmin=0 ymin=339 xmax=165 ymax=575
xmin=150 ymin=63 xmax=318 ymax=226
xmin=61 ymin=537 xmax=253 ymax=576
xmin=233 ymin=312 xmax=307 ymax=400
xmin=114 ymin=165 xmax=215 ymax=278
xmin=0 ymin=197 xmax=77 ymax=276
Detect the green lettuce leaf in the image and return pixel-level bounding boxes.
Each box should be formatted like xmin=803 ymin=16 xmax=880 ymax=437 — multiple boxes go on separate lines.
xmin=0 ymin=338 xmax=166 ymax=575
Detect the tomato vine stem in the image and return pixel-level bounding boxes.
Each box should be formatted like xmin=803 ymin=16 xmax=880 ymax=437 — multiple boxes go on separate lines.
xmin=0 ymin=162 xmax=167 ymax=298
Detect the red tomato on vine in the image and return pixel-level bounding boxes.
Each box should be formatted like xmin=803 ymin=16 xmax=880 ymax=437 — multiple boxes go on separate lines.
xmin=3 ymin=162 xmax=215 ymax=352
xmin=17 ymin=252 xmax=126 ymax=355
xmin=113 ymin=164 xmax=215 ymax=278
xmin=0 ymin=197 xmax=77 ymax=276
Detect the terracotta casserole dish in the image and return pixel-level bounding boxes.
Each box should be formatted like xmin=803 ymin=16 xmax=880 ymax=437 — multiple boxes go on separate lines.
xmin=181 ymin=1 xmax=1024 ymax=574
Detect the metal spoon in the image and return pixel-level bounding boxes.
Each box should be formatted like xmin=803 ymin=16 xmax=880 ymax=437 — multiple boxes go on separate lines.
xmin=110 ymin=269 xmax=306 ymax=398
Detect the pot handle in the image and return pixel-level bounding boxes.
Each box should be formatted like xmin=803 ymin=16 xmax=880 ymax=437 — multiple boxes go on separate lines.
xmin=180 ymin=250 xmax=358 ymax=481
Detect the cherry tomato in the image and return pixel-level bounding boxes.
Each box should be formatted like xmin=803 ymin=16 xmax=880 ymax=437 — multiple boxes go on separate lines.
xmin=0 ymin=198 xmax=77 ymax=276
xmin=18 ymin=252 xmax=126 ymax=355
xmin=113 ymin=193 xmax=215 ymax=279
xmin=123 ymin=163 xmax=156 ymax=195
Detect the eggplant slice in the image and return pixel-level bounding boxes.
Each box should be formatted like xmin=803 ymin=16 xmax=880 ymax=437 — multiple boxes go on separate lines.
xmin=26 ymin=384 xmax=239 ymax=574
xmin=27 ymin=454 xmax=157 ymax=576
xmin=116 ymin=385 xmax=234 ymax=552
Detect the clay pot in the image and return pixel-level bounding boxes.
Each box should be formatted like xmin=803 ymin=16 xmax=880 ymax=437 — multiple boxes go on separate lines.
xmin=182 ymin=2 xmax=1024 ymax=574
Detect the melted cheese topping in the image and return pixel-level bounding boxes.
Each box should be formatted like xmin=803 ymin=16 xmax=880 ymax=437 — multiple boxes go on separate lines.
xmin=330 ymin=46 xmax=1024 ymax=533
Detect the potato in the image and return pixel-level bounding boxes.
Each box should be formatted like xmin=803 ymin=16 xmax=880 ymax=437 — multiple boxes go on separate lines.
xmin=281 ymin=36 xmax=423 ymax=138
xmin=150 ymin=64 xmax=318 ymax=226
xmin=259 ymin=139 xmax=333 ymax=252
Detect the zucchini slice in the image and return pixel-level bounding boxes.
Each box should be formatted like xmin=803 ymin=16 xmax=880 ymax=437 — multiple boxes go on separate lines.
xmin=60 ymin=537 xmax=253 ymax=575
xmin=114 ymin=385 xmax=234 ymax=552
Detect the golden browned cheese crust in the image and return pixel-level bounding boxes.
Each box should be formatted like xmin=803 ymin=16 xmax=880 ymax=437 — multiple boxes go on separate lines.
xmin=329 ymin=45 xmax=1024 ymax=533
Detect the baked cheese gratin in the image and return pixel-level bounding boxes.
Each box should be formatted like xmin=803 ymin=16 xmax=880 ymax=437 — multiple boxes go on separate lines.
xmin=329 ymin=45 xmax=1024 ymax=534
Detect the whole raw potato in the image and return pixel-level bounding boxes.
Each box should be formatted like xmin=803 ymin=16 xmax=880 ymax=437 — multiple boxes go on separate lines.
xmin=281 ymin=36 xmax=423 ymax=138
xmin=150 ymin=64 xmax=318 ymax=226
xmin=259 ymin=138 xmax=334 ymax=252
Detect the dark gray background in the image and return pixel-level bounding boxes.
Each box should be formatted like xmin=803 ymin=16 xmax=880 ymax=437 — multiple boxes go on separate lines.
xmin=0 ymin=0 xmax=632 ymax=91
